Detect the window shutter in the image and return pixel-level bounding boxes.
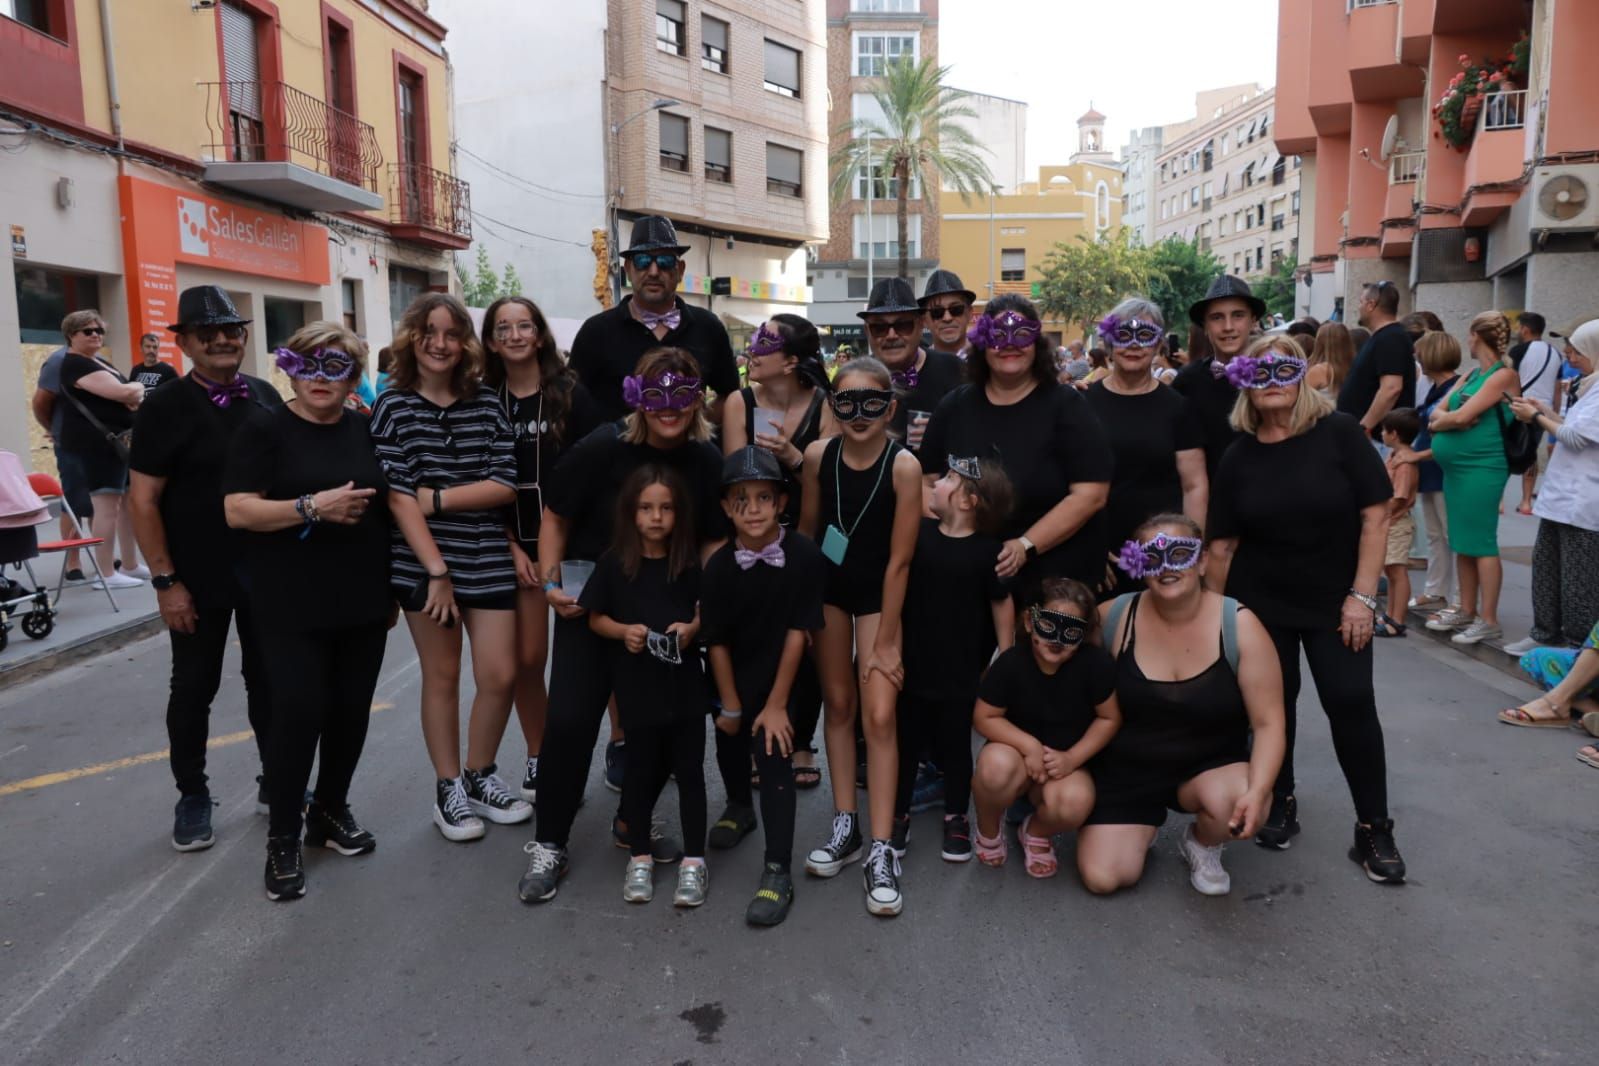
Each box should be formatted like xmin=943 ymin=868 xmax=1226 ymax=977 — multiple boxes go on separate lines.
xmin=221 ymin=1 xmax=261 ymax=117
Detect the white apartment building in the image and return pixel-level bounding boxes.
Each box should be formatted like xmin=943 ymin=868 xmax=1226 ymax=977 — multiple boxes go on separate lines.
xmin=1120 ymin=125 xmax=1164 ymax=246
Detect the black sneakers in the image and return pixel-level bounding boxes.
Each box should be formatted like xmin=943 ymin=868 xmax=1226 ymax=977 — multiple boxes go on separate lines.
xmin=520 ymin=755 xmax=539 ymax=803
xmin=941 ymin=814 xmax=973 ymax=863
xmin=518 ymin=841 xmax=569 ymax=903
xmin=604 ymin=741 xmax=626 ymax=793
xmin=804 ymin=811 xmax=863 ymax=877
xmin=863 ymin=839 xmax=903 ymax=917
xmin=304 ymin=802 xmax=377 ymax=856
xmin=708 ymin=803 xmax=757 ymax=850
xmin=462 ymin=764 xmax=533 ymax=824
xmin=889 ymin=814 xmax=911 ymax=858
xmin=1255 ymin=794 xmax=1301 ymax=850
xmin=172 ymin=793 xmax=215 ymax=852
xmin=265 ymin=835 xmax=305 ymax=901
xmin=745 ymin=863 xmax=794 ymax=927
xmin=611 ymin=817 xmax=684 ymax=863
xmin=433 ymin=776 xmax=486 ymax=842
xmin=1350 ymin=819 xmax=1407 ymax=884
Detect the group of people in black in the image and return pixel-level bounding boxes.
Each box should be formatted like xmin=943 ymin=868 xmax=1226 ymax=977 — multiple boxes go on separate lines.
xmin=135 ymin=215 xmax=1406 ymax=922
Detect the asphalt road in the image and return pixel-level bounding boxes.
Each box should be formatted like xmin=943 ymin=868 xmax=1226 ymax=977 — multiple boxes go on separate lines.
xmin=0 ymin=625 xmax=1595 ymax=1065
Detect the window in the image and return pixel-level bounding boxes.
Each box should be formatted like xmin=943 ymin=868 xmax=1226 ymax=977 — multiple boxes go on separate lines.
xmin=263 ymin=297 xmax=307 ymax=352
xmin=1221 ymin=133 xmax=1231 ymax=155
xmin=1272 ymin=157 xmax=1286 ymax=186
xmin=1291 ymin=190 xmax=1301 ymax=215
xmin=1000 ymin=249 xmax=1025 ymax=282
xmin=766 ymin=142 xmax=803 ymax=197
xmin=1271 ymin=214 xmax=1285 ymax=232
xmin=701 ymin=16 xmax=728 ymax=74
xmin=1000 ymin=226 xmax=1026 ymax=236
xmin=221 ymin=1 xmax=266 ymax=162
xmin=847 ymin=275 xmax=871 ymax=299
xmin=389 ymin=265 xmax=430 ymax=314
xmin=0 ymin=0 xmax=55 ymax=35
xmin=764 ymin=40 xmax=801 ymax=98
xmin=13 ymin=265 xmax=99 ymax=344
xmin=855 ymin=163 xmax=919 ymax=201
xmin=854 ymin=33 xmax=915 ymax=77
xmin=397 ymin=67 xmax=425 ymax=166
xmin=659 ymin=112 xmax=689 ymax=172
xmin=324 ymin=13 xmax=360 ymax=183
xmin=341 ymin=279 xmax=358 ymax=332
xmin=854 ymin=214 xmax=921 ymax=259
xmin=851 ymin=0 xmax=918 ymax=11
xmin=1257 ymin=203 xmax=1266 ymax=226
xmin=704 ymin=127 xmax=731 ymax=183
xmin=1218 ymin=215 xmax=1229 ymax=236
xmin=656 ymin=0 xmax=685 ymax=56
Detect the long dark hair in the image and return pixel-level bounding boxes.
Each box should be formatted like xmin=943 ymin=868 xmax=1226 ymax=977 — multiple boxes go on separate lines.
xmin=389 ymin=292 xmax=484 ymax=396
xmin=481 ymin=295 xmax=578 ymax=446
xmin=610 ymin=464 xmax=697 ymax=581
xmin=967 ymin=294 xmax=1058 ymax=389
xmin=767 ymin=313 xmax=832 ymax=392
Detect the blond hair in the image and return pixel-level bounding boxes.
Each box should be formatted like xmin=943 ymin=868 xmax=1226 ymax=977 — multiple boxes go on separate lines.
xmin=619 ymin=346 xmax=714 ymax=445
xmin=1415 ymin=330 xmax=1462 ymax=375
xmin=281 ymin=321 xmax=369 ymax=378
xmin=1230 ymin=334 xmax=1334 ymax=437
xmin=1469 ymin=311 xmax=1511 ymax=366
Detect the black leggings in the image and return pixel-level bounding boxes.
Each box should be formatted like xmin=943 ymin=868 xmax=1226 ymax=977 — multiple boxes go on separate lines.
xmin=713 ymin=706 xmax=798 ymax=869
xmin=259 ymin=623 xmax=387 ymax=837
xmin=895 ymin=693 xmax=974 ymax=818
xmin=1267 ymin=622 xmax=1389 ymax=823
xmin=621 ymin=713 xmax=706 ymax=859
xmin=786 ymin=654 xmax=824 ymax=754
xmin=534 ymin=614 xmax=615 ymax=849
xmin=166 ymin=602 xmax=271 ymax=796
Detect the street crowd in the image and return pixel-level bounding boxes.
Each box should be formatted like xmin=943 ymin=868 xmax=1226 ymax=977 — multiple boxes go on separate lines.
xmin=19 ymin=214 xmax=1599 ymax=925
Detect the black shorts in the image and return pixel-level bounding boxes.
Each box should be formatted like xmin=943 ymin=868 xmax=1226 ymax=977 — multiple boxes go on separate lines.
xmin=53 ymin=447 xmax=94 ymax=520
xmin=823 ymin=569 xmax=883 ymax=617
xmin=393 ymin=584 xmax=517 ymax=612
xmin=1084 ymin=754 xmax=1247 ymax=828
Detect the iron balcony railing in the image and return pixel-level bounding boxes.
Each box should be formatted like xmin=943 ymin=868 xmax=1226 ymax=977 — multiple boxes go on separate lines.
xmin=203 ymin=80 xmax=382 ymax=194
xmin=1482 ymin=89 xmax=1528 ymax=132
xmin=389 ymin=162 xmax=473 ymax=241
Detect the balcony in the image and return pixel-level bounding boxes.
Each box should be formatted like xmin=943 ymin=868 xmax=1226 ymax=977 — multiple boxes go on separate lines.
xmin=1389 ymin=150 xmax=1426 ymax=185
xmin=1460 ymin=91 xmax=1528 ymax=225
xmin=202 ymin=81 xmax=383 ymax=213
xmin=388 ymin=163 xmax=473 ymax=249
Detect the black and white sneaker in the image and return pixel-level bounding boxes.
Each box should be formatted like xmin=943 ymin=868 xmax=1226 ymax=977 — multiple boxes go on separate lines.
xmin=862 ymin=839 xmax=903 ymax=917
xmin=517 ymin=841 xmax=569 ymax=903
xmin=264 ymin=835 xmax=305 ymax=901
xmin=172 ymin=793 xmax=215 ymax=852
xmin=1255 ymin=794 xmax=1301 ymax=850
xmin=889 ymin=814 xmax=911 ymax=858
xmin=520 ymin=755 xmax=539 ymax=803
xmin=433 ymin=776 xmax=486 ymax=842
xmin=940 ymin=814 xmax=973 ymax=863
xmin=304 ymin=802 xmax=377 ymax=856
xmin=804 ymin=811 xmax=862 ymax=878
xmin=463 ymin=764 xmax=533 ymax=824
xmin=1350 ymin=818 xmax=1407 ymax=884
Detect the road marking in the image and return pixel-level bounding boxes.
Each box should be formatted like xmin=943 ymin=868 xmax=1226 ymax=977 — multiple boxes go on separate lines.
xmin=0 ymin=744 xmax=26 ymax=761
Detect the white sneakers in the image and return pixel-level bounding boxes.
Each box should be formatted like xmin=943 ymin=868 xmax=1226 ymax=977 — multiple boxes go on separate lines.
xmin=93 ymin=571 xmax=144 ymax=590
xmin=1178 ymin=824 xmax=1231 ymax=896
xmin=1501 ymin=635 xmax=1540 ymax=656
xmin=1451 ymin=619 xmax=1504 ymax=645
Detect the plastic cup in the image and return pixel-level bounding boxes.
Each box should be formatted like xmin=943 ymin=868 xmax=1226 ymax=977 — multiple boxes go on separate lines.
xmin=560 ymin=560 xmax=595 ymax=599
xmin=754 ymin=407 xmax=785 ymax=441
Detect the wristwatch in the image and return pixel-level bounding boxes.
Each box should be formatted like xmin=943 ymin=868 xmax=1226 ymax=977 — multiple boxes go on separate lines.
xmin=1018 ymin=535 xmax=1038 ymax=560
xmin=1346 ymin=588 xmax=1379 ymax=612
xmin=151 ymin=573 xmax=179 ymax=591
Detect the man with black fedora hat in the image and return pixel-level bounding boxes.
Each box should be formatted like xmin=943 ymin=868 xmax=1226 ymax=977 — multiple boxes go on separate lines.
xmin=859 ymin=277 xmax=964 ymax=451
xmin=1173 ymin=274 xmax=1268 ymax=480
xmin=570 ymin=214 xmax=740 ymax=422
xmin=919 ymin=269 xmax=977 ymax=359
xmin=129 ymin=284 xmax=281 ymax=853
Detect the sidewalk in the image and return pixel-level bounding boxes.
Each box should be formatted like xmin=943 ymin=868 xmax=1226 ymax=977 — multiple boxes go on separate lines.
xmin=0 ymin=574 xmax=162 ymax=685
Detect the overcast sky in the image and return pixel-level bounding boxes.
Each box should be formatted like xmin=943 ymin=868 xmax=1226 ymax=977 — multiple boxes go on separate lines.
xmin=939 ymin=0 xmax=1281 ymax=172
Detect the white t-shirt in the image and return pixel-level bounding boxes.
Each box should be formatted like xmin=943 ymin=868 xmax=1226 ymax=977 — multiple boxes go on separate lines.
xmin=1517 ymin=340 xmax=1561 ymax=408
xmin=1533 ymin=377 xmax=1599 ymax=532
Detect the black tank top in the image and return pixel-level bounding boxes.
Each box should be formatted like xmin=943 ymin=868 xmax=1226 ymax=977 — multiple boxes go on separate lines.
xmin=741 ymin=385 xmax=825 ymax=527
xmin=818 ymin=435 xmax=901 ymax=578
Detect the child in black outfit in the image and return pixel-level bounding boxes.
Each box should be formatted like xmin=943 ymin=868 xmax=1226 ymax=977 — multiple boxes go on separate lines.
xmin=580 ymin=465 xmax=706 ymax=908
xmin=894 ymin=454 xmax=1016 ymax=862
xmin=702 ymin=447 xmax=826 ymax=927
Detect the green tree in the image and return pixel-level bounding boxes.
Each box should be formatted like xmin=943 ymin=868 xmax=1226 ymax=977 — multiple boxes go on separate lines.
xmin=1034 ymin=229 xmax=1154 ymax=338
xmin=829 ymin=56 xmax=994 ymax=281
xmin=459 ymin=246 xmax=499 ymax=307
xmin=501 ymin=262 xmax=522 ymax=300
xmin=1253 ymin=255 xmax=1298 ymax=320
xmin=1145 ymin=237 xmax=1224 ymax=333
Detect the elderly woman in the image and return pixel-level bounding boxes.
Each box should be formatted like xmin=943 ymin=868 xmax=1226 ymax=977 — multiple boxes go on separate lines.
xmin=919 ymin=293 xmax=1111 ymax=603
xmin=1205 ymin=335 xmax=1405 ymax=884
xmin=1082 ymin=296 xmax=1207 ymax=598
xmin=223 ymin=323 xmax=390 ymax=901
xmin=1498 ymin=319 xmax=1599 ymax=676
xmin=1425 ymin=313 xmax=1520 ymax=646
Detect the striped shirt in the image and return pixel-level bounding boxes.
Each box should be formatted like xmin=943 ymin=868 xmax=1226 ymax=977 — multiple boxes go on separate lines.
xmin=369 ymin=385 xmax=518 ymax=599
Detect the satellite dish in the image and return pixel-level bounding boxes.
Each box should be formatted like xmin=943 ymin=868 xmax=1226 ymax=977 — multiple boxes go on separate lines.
xmin=1380 ymin=116 xmax=1400 ymax=161
xmin=1538 ymin=173 xmax=1590 ymax=220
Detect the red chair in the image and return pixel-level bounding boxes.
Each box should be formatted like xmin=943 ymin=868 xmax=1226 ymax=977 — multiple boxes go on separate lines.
xmin=24 ymin=472 xmax=120 ymax=612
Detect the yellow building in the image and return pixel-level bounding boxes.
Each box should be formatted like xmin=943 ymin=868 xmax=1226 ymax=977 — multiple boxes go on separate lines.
xmin=2 ymin=0 xmax=468 ymax=468
xmin=940 ymin=110 xmax=1125 ymax=343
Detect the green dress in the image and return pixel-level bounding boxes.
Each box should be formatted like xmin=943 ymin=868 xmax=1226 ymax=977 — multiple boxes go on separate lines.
xmin=1429 ymin=365 xmax=1507 ymax=557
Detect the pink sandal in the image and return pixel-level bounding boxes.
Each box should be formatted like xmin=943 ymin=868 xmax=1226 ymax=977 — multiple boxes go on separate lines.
xmin=1017 ymin=815 xmax=1058 ymax=879
xmin=975 ymin=826 xmax=1008 ymax=867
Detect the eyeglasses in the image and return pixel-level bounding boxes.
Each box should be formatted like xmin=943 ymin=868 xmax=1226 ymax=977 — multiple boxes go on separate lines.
xmin=866 ymin=318 xmax=920 ymax=338
xmin=494 ymin=321 xmax=537 ymax=339
xmin=1029 ymin=606 xmax=1089 ymax=648
xmin=76 ymin=326 xmax=107 ymax=337
xmin=192 ymin=324 xmax=246 ymax=343
xmin=630 ymin=252 xmax=680 ymax=272
xmin=829 ymin=387 xmax=894 ymax=422
xmin=926 ymin=303 xmax=968 ymax=321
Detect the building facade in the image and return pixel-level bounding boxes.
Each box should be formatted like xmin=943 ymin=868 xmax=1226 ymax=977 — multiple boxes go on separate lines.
xmin=1119 ymin=125 xmax=1165 ymax=247
xmin=949 ymin=89 xmax=1027 ymax=194
xmin=2 ymin=0 xmax=468 ymax=469
xmin=1153 ymin=85 xmax=1302 ymax=284
xmin=811 ymin=0 xmax=940 ymax=349
xmin=1276 ymin=0 xmax=1599 ymax=332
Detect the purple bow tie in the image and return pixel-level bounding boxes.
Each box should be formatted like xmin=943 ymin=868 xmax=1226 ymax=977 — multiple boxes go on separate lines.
xmin=734 ymin=536 xmax=786 ymax=571
xmin=193 ymin=373 xmax=250 ymax=408
xmin=637 ymin=307 xmax=682 ymax=332
xmin=891 ymin=365 xmax=920 ymax=390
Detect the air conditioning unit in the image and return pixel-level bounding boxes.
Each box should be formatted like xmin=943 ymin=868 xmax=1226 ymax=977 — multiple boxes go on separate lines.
xmin=1530 ymin=165 xmax=1599 ymax=233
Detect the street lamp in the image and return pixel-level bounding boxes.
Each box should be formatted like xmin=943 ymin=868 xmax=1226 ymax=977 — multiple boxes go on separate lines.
xmin=609 ymin=97 xmax=683 ymax=303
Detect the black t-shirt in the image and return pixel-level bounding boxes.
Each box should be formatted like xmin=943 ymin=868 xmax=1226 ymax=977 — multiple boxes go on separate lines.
xmin=1337 ymin=323 xmax=1416 ymax=436
xmin=568 ymin=297 xmax=741 ymax=421
xmin=222 ymin=405 xmax=391 ymax=630
xmin=890 ymin=348 xmax=966 ymax=449
xmin=1084 ymin=382 xmax=1204 ymax=549
xmin=1208 ymin=412 xmax=1392 ymax=630
xmin=580 ymin=553 xmax=705 ymax=721
xmin=498 ymin=379 xmax=604 ymax=549
xmin=903 ymin=519 xmax=1008 ymax=702
xmin=1172 ymin=357 xmax=1241 ymax=481
xmin=130 ymin=374 xmax=282 ymax=609
xmin=545 ymin=425 xmax=728 ymax=561
xmin=920 ymin=381 xmax=1113 ymax=587
xmin=700 ymin=531 xmax=826 ymax=712
xmin=57 ymin=354 xmax=134 ymax=456
xmin=977 ymin=643 xmax=1116 ymax=751
xmin=132 ymin=362 xmax=179 ymax=391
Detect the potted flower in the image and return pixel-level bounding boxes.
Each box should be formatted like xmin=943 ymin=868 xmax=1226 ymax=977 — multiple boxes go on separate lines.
xmin=1433 ymin=55 xmax=1489 ymax=150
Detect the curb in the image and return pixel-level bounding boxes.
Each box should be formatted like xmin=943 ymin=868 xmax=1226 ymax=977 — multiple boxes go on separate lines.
xmin=0 ymin=612 xmax=165 ymax=687
xmin=1401 ymin=605 xmax=1532 ymax=686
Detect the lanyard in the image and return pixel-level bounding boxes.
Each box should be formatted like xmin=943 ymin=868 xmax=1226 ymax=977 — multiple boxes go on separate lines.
xmin=833 ymin=439 xmax=894 ymax=540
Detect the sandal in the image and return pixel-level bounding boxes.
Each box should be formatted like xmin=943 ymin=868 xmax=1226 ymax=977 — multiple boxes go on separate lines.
xmin=1516 ymin=505 xmax=1534 ymax=516
xmin=1577 ymin=746 xmax=1599 ymax=770
xmin=1016 ymin=815 xmax=1058 ymax=879
xmin=1374 ymin=613 xmax=1407 ymax=638
xmin=792 ymin=763 xmax=822 ymax=790
xmin=1497 ymin=697 xmax=1570 ymax=729
xmin=974 ymin=827 xmax=1007 ymax=867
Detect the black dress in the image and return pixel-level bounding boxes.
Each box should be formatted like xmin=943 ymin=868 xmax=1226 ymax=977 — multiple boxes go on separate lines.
xmin=816 ymin=436 xmax=904 ymax=616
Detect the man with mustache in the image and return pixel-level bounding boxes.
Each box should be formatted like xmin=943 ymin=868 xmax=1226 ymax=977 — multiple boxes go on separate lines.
xmin=1172 ymin=275 xmax=1268 ymax=482
xmin=860 ymin=277 xmax=964 ymax=452
xmin=129 ymin=286 xmax=281 ymax=853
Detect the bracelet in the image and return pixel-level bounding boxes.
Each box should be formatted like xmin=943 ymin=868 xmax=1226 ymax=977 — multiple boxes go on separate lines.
xmin=1346 ymin=588 xmax=1378 ymax=612
xmin=542 ymin=580 xmax=560 ymax=593
xmin=717 ymin=708 xmax=743 ymax=720
xmin=432 ymin=487 xmax=444 ymax=515
xmin=428 ymin=570 xmax=450 ymax=581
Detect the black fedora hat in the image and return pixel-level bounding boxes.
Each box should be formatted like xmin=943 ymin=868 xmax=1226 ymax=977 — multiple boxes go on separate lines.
xmin=623 ymin=215 xmax=690 ymax=255
xmin=857 ymin=277 xmax=922 ymax=319
xmin=167 ymin=285 xmax=251 ymax=333
xmin=1188 ymin=274 xmax=1267 ymax=326
xmin=919 ymin=269 xmax=976 ymax=306
xmin=722 ymin=445 xmax=785 ymax=487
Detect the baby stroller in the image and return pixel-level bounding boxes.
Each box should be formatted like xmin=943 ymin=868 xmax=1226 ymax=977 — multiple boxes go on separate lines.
xmin=0 ymin=452 xmax=65 ymax=653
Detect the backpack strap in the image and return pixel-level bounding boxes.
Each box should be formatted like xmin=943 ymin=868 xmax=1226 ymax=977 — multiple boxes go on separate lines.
xmin=1221 ymin=595 xmax=1241 ymax=674
xmin=1104 ymin=592 xmax=1137 ymax=654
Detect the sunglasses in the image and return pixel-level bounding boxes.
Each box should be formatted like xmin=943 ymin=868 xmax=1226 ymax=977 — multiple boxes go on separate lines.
xmin=192 ymin=324 xmax=247 ymax=343
xmin=1029 ymin=606 xmax=1089 ymax=648
xmin=866 ymin=318 xmax=920 ymax=338
xmin=927 ymin=303 xmax=968 ymax=320
xmin=1118 ymin=532 xmax=1203 ymax=579
xmin=829 ymin=387 xmax=894 ymax=422
xmin=630 ymin=252 xmax=680 ymax=272
xmin=623 ymin=371 xmax=702 ymax=412
xmin=76 ymin=326 xmax=107 ymax=337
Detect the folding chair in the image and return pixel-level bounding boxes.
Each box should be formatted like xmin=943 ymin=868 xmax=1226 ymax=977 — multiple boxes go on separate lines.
xmin=23 ymin=472 xmax=120 ymax=613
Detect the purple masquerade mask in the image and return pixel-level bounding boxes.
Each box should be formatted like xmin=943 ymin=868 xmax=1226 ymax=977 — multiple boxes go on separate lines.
xmin=1117 ymin=531 xmax=1203 ymax=579
xmin=968 ymin=311 xmax=1042 ymax=351
xmin=747 ymin=323 xmax=787 ymax=358
xmin=622 ymin=371 xmax=703 ymax=412
xmin=1221 ymin=352 xmax=1308 ymax=390
xmin=1029 ymin=606 xmax=1089 ymax=647
xmin=1096 ymin=315 xmax=1164 ymax=350
xmin=274 ymin=347 xmax=357 ymax=383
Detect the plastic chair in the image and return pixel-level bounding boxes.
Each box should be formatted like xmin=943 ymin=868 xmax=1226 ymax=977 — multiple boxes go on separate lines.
xmin=24 ymin=472 xmax=119 ymax=613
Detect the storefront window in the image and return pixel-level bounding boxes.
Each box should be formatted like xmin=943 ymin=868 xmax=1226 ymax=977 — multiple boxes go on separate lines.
xmin=14 ymin=265 xmax=100 ymax=345
xmin=389 ymin=266 xmax=431 ymax=325
xmin=263 ymin=296 xmax=307 ymax=352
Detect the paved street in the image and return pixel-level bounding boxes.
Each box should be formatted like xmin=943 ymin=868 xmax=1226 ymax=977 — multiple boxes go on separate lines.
xmin=0 ymin=625 xmax=1594 ymax=1065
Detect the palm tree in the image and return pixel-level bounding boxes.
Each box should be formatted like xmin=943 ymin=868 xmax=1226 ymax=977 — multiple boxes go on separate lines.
xmin=829 ymin=56 xmax=995 ymax=282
